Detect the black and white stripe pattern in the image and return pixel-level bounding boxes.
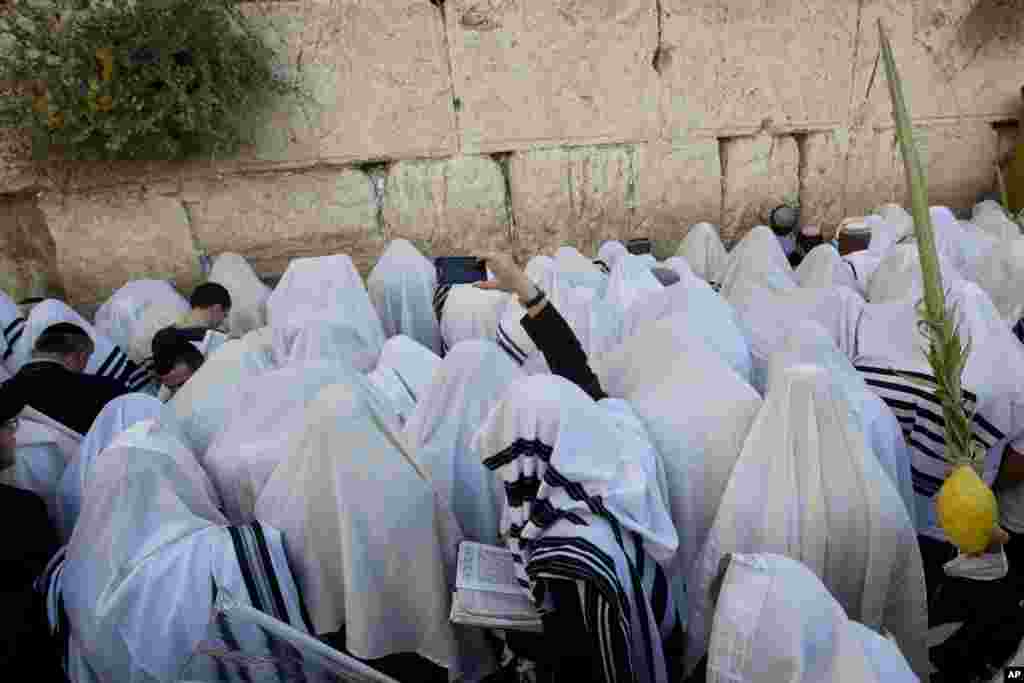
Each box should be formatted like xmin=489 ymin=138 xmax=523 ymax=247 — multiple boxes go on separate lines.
xmin=856 ymin=365 xmax=1004 ymax=498
xmin=484 ymin=438 xmax=680 ymax=683
xmin=2 ymin=316 xmax=25 ymax=362
xmin=433 ymin=284 xmax=452 ymax=357
xmin=496 ymin=321 xmax=528 ymax=367
xmin=228 ymin=522 xmax=309 ymax=630
xmin=1014 ymin=318 xmax=1024 ymax=346
xmin=93 ymin=345 xmax=153 ymax=392
xmin=594 ymin=260 xmax=611 ymax=275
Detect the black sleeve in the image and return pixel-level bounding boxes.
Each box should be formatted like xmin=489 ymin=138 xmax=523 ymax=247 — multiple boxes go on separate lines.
xmin=519 ymin=303 xmax=607 ymax=401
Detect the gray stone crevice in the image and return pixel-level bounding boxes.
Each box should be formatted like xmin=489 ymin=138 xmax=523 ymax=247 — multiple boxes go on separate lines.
xmin=488 ymin=151 xmax=519 ymax=243
xmin=356 ymin=160 xmax=392 ymax=243
xmin=651 ymin=0 xmax=665 ymax=75
xmin=431 ymin=0 xmax=463 ymax=152
xmin=178 ymin=198 xmax=211 ymax=277
xmin=716 ymin=136 xmax=730 ymax=241
xmin=792 ymin=131 xmax=810 ymax=216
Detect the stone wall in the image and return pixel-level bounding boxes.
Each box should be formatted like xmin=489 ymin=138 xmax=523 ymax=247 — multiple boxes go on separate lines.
xmin=2 ymin=0 xmax=1022 ymax=305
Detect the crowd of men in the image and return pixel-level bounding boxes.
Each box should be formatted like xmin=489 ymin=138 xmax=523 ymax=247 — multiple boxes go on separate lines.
xmin=1 ymin=198 xmax=1024 ymax=683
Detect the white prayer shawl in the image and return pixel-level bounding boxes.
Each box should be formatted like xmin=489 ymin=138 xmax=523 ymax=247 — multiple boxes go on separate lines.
xmin=676 ymin=222 xmax=728 ymax=286
xmin=972 ymin=238 xmax=1024 ymax=325
xmin=685 ymin=365 xmax=928 ymax=680
xmin=605 ymin=254 xmax=665 ymax=315
xmin=796 ymin=244 xmax=859 ymax=291
xmin=874 ymin=205 xmax=913 ymax=251
xmin=867 ymin=244 xmax=964 ymax=304
xmin=365 ymin=335 xmax=442 ymax=427
xmin=270 ymin=306 xmax=382 ymax=372
xmin=593 ymin=320 xmax=762 ymax=592
xmin=930 ymin=206 xmax=970 ymax=274
xmin=57 ymin=420 xmax=308 ymax=683
xmin=127 ymin=302 xmax=188 ymax=366
xmin=439 ymin=284 xmax=513 ymax=353
xmin=973 ymin=200 xmax=1022 ymax=243
xmin=405 ymin=340 xmax=524 ymax=547
xmin=205 ymin=361 xmax=363 ymax=524
xmin=855 ymin=281 xmax=1024 ymax=541
xmin=10 ymin=299 xmax=152 ymax=392
xmin=597 ymin=240 xmax=629 ymax=271
xmin=0 ymin=289 xmax=25 ymax=373
xmin=367 ymin=239 xmax=442 ymax=354
xmin=728 ymin=285 xmax=864 ymax=394
xmin=209 ymin=252 xmax=271 ymax=337
xmin=708 ymin=553 xmax=919 ymax=683
xmin=255 ymin=379 xmax=496 ymax=681
xmin=718 ymin=226 xmax=798 ymax=301
xmin=93 ymin=279 xmax=188 ymax=353
xmin=266 ymin=254 xmax=386 ymax=353
xmin=767 ymin=321 xmax=916 ymax=529
xmin=167 ymin=330 xmax=275 ymax=458
xmin=2 ymin=405 xmax=81 ymax=529
xmin=553 ymin=246 xmax=608 ymax=297
xmin=56 ymin=393 xmax=164 ymax=541
xmin=473 ymin=375 xmax=680 ymax=683
xmin=524 ymin=255 xmax=555 ymax=283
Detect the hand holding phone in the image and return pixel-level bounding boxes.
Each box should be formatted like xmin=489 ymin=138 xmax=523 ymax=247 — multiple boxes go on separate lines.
xmin=435 ymin=256 xmax=488 ymax=286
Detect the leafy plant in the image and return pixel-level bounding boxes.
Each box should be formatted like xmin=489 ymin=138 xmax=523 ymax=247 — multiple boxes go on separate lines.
xmin=0 ymin=0 xmax=300 ymax=160
xmin=878 ymin=20 xmax=997 ymax=554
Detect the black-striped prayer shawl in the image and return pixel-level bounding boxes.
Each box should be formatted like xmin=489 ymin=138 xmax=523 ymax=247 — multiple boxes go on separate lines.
xmin=433 ymin=284 xmax=452 ymax=357
xmin=93 ymin=344 xmax=153 ymax=392
xmin=496 ymin=319 xmax=529 ymax=367
xmin=484 ymin=438 xmax=681 ymax=683
xmin=855 ymin=366 xmax=1005 ymax=499
xmin=2 ymin=316 xmax=25 ymax=363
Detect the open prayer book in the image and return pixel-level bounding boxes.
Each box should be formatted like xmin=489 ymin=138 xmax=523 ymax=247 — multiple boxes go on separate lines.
xmin=450 ymin=541 xmax=543 ymax=633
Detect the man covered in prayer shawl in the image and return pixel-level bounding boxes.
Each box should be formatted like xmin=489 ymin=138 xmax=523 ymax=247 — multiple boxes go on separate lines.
xmin=255 ymin=375 xmax=496 ymax=682
xmin=717 ymin=225 xmax=799 ymax=302
xmin=705 ymin=554 xmax=919 ymax=683
xmin=1 ymin=289 xmax=26 ymax=376
xmin=0 ymin=385 xmax=65 ymax=683
xmin=434 ymin=282 xmax=511 ymax=357
xmin=795 ymin=243 xmax=859 ymax=291
xmin=972 ymin=238 xmax=1024 ymax=331
xmin=46 ymin=418 xmax=311 ymax=683
xmin=367 ymin=334 xmax=442 ymax=427
xmin=208 ymin=252 xmax=272 ymax=337
xmin=675 ymin=222 xmax=728 ymax=288
xmin=867 ymin=243 xmax=963 ymax=304
xmin=405 ymin=339 xmax=524 ymax=546
xmin=56 ymin=393 xmax=165 ymax=540
xmin=595 ymin=240 xmax=629 ymax=274
xmin=685 ymin=364 xmax=928 ymax=680
xmin=270 ymin=306 xmax=383 ymax=372
xmin=93 ymin=279 xmax=189 ymax=355
xmin=367 ymin=239 xmax=442 ymax=354
xmin=10 ymin=299 xmax=153 ymax=393
xmin=473 ymin=374 xmax=683 ymax=683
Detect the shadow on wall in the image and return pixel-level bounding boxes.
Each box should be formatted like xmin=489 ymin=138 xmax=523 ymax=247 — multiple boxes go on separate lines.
xmin=0 ymin=193 xmax=64 ymax=303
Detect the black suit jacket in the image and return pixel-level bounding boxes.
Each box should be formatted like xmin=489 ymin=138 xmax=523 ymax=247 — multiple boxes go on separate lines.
xmin=6 ymin=360 xmax=130 ymax=435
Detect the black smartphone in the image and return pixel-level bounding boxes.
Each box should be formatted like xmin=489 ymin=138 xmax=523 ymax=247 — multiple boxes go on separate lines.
xmin=435 ymin=256 xmax=487 ymax=286
xmin=626 ymin=237 xmax=652 ymax=255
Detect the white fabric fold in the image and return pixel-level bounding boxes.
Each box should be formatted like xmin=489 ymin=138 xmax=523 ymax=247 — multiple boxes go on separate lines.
xmin=270 ymin=306 xmax=383 ymax=372
xmin=719 ymin=225 xmax=798 ymax=300
xmin=686 ymin=364 xmax=928 ymax=679
xmin=868 ymin=244 xmax=963 ymax=304
xmin=255 ymin=377 xmax=495 ymax=680
xmin=405 ymin=340 xmax=523 ymax=546
xmin=439 ymin=284 xmax=513 ymax=351
xmin=973 ymin=238 xmax=1024 ymax=326
xmin=366 ymin=334 xmax=442 ymax=426
xmin=973 ymin=200 xmax=1021 ymax=243
xmin=677 ymin=222 xmax=728 ymax=285
xmin=94 ymin=280 xmax=189 ymax=353
xmin=796 ymin=244 xmax=859 ymax=291
xmin=597 ymin=240 xmax=629 ymax=271
xmin=707 ymin=553 xmax=919 ymax=683
xmin=367 ymin=239 xmax=442 ymax=354
xmin=604 ymin=253 xmax=664 ymax=315
xmin=56 ymin=393 xmax=164 ymax=540
xmin=209 ymin=252 xmax=271 ymax=337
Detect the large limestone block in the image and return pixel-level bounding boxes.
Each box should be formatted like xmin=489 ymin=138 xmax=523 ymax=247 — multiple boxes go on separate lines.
xmin=631 ymin=139 xmax=722 ymax=254
xmin=0 ymin=196 xmax=63 ymax=301
xmin=898 ymin=121 xmax=998 ymax=210
xmin=38 ymin=190 xmax=201 ymax=306
xmin=241 ymin=1 xmax=456 ymax=164
xmin=659 ymin=0 xmax=858 ymax=138
xmin=186 ymin=169 xmax=382 ymax=277
xmin=383 ymin=155 xmax=511 ymax=257
xmin=721 ymin=134 xmax=799 ymax=242
xmin=447 ymin=0 xmax=659 ymax=153
xmin=851 ymin=1 xmax=1024 ymax=128
xmin=800 ymin=129 xmax=850 ymax=231
xmin=508 ymin=145 xmax=634 ymax=258
xmin=841 ymin=127 xmax=902 ymax=218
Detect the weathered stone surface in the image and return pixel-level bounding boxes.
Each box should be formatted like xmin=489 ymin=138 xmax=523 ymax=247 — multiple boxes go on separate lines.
xmin=240 ymin=1 xmax=456 ymax=164
xmin=447 ymin=0 xmax=659 ymax=153
xmin=799 ymin=129 xmax=849 ymax=231
xmin=631 ymin=139 xmax=722 ymax=254
xmin=508 ymin=145 xmax=634 ymax=259
xmin=38 ymin=190 xmax=201 ymax=306
xmin=899 ymin=121 xmax=999 ymax=209
xmin=840 ymin=126 xmax=903 ymax=217
xmin=383 ymin=155 xmax=511 ymax=257
xmin=659 ymin=0 xmax=858 ymax=138
xmin=187 ymin=169 xmax=382 ymax=278
xmin=0 ymin=195 xmax=63 ymax=301
xmin=721 ymin=134 xmax=799 ymax=241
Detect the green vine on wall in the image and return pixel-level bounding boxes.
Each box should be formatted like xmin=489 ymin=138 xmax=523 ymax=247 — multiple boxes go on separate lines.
xmin=0 ymin=0 xmax=301 ymax=160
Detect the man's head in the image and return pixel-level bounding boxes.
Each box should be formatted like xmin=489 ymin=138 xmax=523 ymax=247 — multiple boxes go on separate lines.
xmin=152 ymin=328 xmax=205 ymax=397
xmin=33 ymin=322 xmax=94 ymax=373
xmin=0 ymin=382 xmax=25 ymax=471
xmin=189 ymin=282 xmax=232 ymax=330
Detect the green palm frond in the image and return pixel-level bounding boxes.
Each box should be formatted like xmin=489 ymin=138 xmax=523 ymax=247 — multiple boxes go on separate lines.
xmin=878 ymin=21 xmax=980 ymax=472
